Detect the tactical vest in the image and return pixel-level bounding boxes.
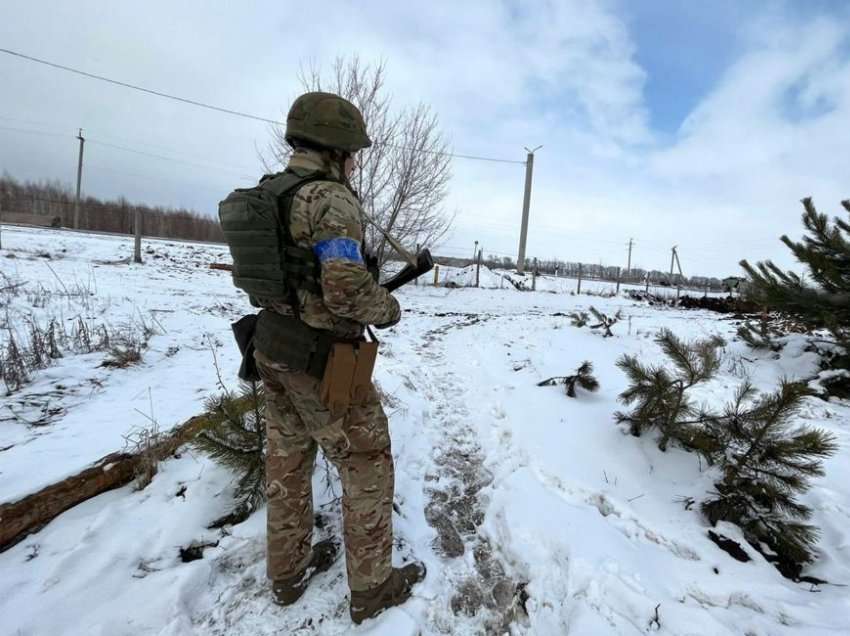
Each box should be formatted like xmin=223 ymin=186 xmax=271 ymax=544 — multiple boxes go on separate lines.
xmin=218 ymin=169 xmax=330 ymax=301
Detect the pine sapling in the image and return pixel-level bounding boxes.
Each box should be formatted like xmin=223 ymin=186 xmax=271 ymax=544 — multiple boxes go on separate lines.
xmin=589 ymin=307 xmax=623 ymax=338
xmin=741 ymin=198 xmax=850 ymax=396
xmin=615 ymin=327 xmax=837 ymax=578
xmin=194 ymin=381 xmax=266 ymax=523
xmin=737 ymin=317 xmax=785 ymax=352
xmin=538 ymin=361 xmax=600 ymax=398
xmin=569 ymin=307 xmax=624 ymax=337
xmin=615 ymin=328 xmax=724 ymax=453
xmin=569 ymin=311 xmax=589 ymax=328
xmin=701 ymin=380 xmax=837 ymax=578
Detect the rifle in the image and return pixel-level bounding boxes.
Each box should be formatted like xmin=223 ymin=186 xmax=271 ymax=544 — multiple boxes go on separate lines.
xmin=360 ymin=211 xmax=434 ymax=291
xmin=381 ymin=249 xmax=434 ymax=292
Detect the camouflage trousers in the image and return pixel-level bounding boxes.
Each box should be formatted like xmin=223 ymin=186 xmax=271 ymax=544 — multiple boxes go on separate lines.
xmin=256 ymin=353 xmax=395 ymax=593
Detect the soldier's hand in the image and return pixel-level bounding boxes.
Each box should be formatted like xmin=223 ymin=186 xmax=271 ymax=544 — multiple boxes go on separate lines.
xmin=373 ymin=315 xmax=400 ymax=329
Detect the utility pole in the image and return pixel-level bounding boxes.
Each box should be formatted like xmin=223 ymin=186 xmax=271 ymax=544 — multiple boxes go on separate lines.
xmin=626 ymin=238 xmax=633 ymax=274
xmin=475 ymin=248 xmax=482 ymax=288
xmin=670 ymin=245 xmax=683 ymax=281
xmin=472 ymin=240 xmax=478 ymax=265
xmin=516 ymin=145 xmax=542 ymax=274
xmin=73 ymin=128 xmax=85 ymax=229
xmin=670 ymin=245 xmax=677 ymax=281
xmin=134 ymin=207 xmax=143 ymax=264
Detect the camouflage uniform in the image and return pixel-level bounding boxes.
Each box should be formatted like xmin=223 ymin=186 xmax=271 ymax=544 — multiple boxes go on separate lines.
xmin=254 ymin=146 xmax=401 ymax=593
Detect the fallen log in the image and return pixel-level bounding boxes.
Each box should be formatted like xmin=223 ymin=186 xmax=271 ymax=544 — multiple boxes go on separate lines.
xmin=0 ymin=396 xmax=251 ymax=553
xmin=209 ymin=262 xmax=233 ymax=271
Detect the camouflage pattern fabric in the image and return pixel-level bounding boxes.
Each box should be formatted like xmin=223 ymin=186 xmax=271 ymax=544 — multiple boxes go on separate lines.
xmin=254 ymin=147 xmax=400 ymax=339
xmin=257 ymin=352 xmax=394 ymax=592
xmin=253 ymin=146 xmax=400 ymax=593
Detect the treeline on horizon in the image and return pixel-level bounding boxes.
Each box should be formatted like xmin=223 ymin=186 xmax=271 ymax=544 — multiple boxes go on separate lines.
xmin=0 ymin=173 xmax=225 ymax=243
xmin=1 ymin=173 xmax=726 ymax=289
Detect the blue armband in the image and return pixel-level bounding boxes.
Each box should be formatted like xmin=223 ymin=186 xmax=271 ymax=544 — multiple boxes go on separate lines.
xmin=313 ymin=238 xmax=364 ymax=264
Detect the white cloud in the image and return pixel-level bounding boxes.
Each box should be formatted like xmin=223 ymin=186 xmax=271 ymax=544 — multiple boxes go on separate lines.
xmin=1 ymin=1 xmax=849 ymax=276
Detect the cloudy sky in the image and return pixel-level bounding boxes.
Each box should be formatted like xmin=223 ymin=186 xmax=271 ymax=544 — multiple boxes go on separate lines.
xmin=2 ymin=0 xmax=850 ymax=276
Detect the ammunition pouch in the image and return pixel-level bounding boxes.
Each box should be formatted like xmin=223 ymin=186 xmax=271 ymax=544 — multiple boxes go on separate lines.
xmin=320 ymin=339 xmax=378 ymax=415
xmin=253 ymin=310 xmax=335 ymax=379
xmin=242 ymin=311 xmax=379 ymax=415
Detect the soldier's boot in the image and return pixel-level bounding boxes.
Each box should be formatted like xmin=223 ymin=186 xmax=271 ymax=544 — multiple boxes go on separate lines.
xmin=349 ymin=562 xmax=427 ymax=624
xmin=272 ymin=539 xmax=339 ymax=606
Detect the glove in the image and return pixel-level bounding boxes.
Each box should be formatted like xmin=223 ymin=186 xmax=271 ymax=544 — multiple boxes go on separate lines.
xmin=373 ymin=314 xmax=400 ymax=330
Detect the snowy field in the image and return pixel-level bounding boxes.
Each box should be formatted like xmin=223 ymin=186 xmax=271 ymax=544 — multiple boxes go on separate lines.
xmin=1 ymin=225 xmax=849 ymax=636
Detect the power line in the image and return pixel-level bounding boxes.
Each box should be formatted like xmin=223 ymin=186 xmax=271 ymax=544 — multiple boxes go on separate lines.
xmin=0 ymin=117 xmax=258 ymax=178
xmin=0 ymin=124 xmax=72 ymax=139
xmin=0 ymin=47 xmax=281 ymax=125
xmin=87 ymin=138 xmax=256 ymax=178
xmin=0 ymin=47 xmax=526 ymax=166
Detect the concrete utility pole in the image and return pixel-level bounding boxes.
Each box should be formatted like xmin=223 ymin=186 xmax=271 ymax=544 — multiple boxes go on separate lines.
xmin=626 ymin=238 xmax=634 ymax=274
xmin=516 ymin=145 xmax=542 ymax=274
xmin=73 ymin=128 xmax=85 ymax=229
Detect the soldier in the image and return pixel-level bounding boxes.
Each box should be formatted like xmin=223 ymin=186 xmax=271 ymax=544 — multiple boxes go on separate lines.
xmin=225 ymin=92 xmax=426 ymax=624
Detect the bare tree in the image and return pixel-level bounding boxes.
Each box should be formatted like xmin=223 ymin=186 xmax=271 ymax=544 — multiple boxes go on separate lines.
xmin=266 ymin=56 xmax=453 ymax=266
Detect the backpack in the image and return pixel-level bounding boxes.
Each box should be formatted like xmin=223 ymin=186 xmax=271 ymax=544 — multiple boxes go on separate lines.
xmin=218 ymin=170 xmax=328 ymax=301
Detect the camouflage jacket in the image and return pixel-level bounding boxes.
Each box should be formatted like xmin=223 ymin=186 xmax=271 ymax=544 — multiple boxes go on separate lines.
xmin=255 ymin=148 xmax=400 ymax=339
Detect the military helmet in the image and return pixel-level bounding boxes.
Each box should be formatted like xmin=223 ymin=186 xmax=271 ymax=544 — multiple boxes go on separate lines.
xmin=285 ymin=92 xmax=372 ymax=153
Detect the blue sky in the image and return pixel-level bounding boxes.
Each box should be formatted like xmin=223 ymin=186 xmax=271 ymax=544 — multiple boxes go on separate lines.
xmin=625 ymin=0 xmax=850 ymax=133
xmin=625 ymin=0 xmax=747 ymax=135
xmin=2 ymin=1 xmax=850 ymax=276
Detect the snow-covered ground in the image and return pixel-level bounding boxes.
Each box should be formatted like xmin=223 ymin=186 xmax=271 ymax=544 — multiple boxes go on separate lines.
xmin=1 ymin=226 xmax=849 ymax=636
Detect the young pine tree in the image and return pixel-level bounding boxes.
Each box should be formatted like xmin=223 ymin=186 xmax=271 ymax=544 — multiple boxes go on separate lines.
xmin=615 ymin=328 xmax=724 ymax=453
xmin=702 ymin=380 xmax=837 ymax=578
xmin=193 ymin=381 xmax=266 ymax=523
xmin=538 ymin=361 xmax=600 ymax=398
xmin=740 ymin=198 xmax=850 ymax=395
xmin=616 ymin=327 xmax=837 ymax=577
xmin=589 ymin=307 xmax=623 ymax=338
xmin=737 ymin=317 xmax=785 ymax=353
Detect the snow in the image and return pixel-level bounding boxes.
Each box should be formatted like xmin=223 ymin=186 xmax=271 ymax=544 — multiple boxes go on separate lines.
xmin=1 ymin=226 xmax=849 ymax=635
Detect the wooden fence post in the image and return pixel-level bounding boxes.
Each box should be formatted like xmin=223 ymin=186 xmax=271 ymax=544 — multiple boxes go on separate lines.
xmin=475 ymin=249 xmax=481 ymax=288
xmin=134 ymin=208 xmax=143 ymax=264
xmin=577 ymin=263 xmax=583 ymax=294
xmin=433 ymin=264 xmax=440 ymax=287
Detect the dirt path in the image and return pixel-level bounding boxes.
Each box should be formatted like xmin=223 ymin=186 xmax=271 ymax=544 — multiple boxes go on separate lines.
xmin=415 ymin=313 xmax=528 ymax=633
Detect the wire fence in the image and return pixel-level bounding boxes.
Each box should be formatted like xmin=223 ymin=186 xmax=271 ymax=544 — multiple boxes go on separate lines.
xmin=0 ymin=187 xmax=731 ymax=296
